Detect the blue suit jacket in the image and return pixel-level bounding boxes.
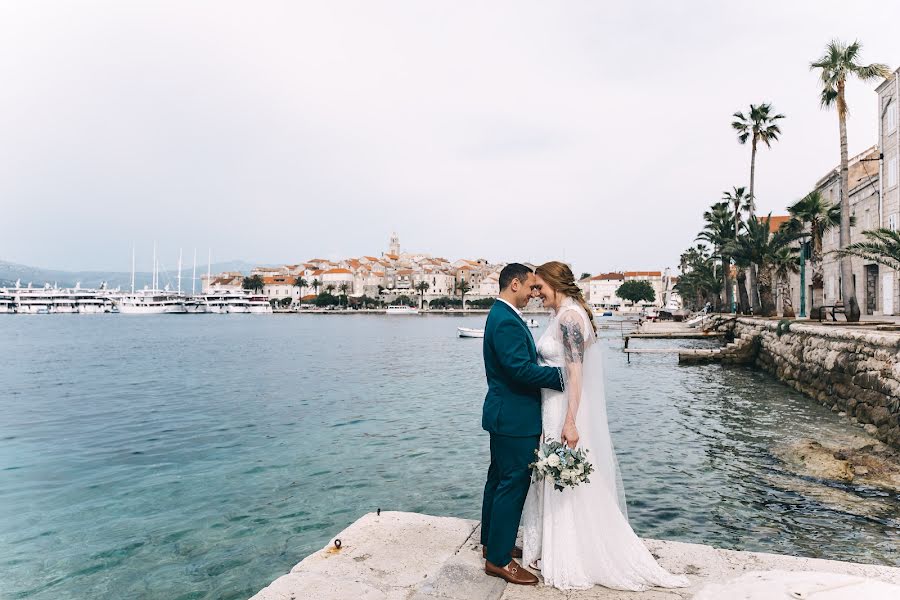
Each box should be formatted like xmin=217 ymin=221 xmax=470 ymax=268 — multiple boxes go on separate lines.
xmin=482 ymin=300 xmax=564 ymax=437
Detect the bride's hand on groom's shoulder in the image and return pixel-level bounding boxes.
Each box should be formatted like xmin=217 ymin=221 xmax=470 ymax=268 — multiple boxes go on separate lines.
xmin=561 ymin=421 xmax=579 ymax=448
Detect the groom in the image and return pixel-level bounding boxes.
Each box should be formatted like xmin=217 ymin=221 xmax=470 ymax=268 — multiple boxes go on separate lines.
xmin=480 ymin=263 xmax=564 ymax=585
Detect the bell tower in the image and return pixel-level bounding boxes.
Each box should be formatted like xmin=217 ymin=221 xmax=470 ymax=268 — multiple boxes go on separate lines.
xmin=389 ymin=232 xmax=400 ymax=256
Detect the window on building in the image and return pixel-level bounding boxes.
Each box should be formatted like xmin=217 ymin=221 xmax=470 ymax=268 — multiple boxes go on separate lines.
xmin=890 ymin=153 xmax=899 ymax=188
xmin=890 ymin=213 xmax=898 ymax=231
xmin=888 ymin=101 xmax=898 ymax=133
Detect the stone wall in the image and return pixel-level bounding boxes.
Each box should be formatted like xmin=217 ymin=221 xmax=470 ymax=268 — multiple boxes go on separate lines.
xmin=728 ymin=317 xmax=900 ymax=448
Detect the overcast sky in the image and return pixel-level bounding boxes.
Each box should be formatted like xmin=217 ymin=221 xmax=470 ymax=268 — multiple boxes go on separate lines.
xmin=3 ymin=1 xmax=900 ymax=274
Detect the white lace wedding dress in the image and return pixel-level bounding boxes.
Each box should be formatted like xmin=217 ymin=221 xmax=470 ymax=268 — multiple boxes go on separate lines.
xmin=521 ymin=298 xmax=690 ymax=591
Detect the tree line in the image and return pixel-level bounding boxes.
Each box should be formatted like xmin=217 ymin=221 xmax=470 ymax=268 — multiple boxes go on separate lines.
xmin=677 ymin=39 xmax=899 ymax=320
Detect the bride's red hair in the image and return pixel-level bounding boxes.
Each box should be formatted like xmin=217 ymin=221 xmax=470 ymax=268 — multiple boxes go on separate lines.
xmin=535 ymin=261 xmax=597 ymax=335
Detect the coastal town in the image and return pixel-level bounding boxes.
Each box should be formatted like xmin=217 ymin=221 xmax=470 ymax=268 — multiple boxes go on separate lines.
xmin=202 ymin=231 xmax=679 ymax=312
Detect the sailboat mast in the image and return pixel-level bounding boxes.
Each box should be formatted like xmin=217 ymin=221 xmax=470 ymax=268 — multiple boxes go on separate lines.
xmin=152 ymin=242 xmax=157 ymax=290
xmin=131 ymin=244 xmax=135 ymax=293
xmin=177 ymin=248 xmax=183 ymax=294
xmin=207 ymin=249 xmax=211 ymax=293
xmin=192 ymin=249 xmax=197 ymax=295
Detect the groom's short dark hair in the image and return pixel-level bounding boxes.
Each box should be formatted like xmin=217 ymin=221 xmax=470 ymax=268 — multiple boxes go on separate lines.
xmin=499 ymin=263 xmax=533 ymax=291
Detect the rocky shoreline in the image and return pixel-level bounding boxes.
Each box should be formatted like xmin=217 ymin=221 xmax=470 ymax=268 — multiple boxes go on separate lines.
xmin=723 ymin=317 xmax=900 ymax=450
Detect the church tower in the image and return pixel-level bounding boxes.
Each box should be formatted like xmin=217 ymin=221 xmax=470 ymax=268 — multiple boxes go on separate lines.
xmin=389 ymin=232 xmax=400 ymax=256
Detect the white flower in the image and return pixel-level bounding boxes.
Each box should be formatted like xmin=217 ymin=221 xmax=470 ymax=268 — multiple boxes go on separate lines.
xmin=546 ymin=454 xmax=561 ymax=468
xmin=576 ymin=463 xmax=584 ymax=474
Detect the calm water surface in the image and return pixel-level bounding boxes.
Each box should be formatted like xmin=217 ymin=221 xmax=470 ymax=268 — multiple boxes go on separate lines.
xmin=1 ymin=315 xmax=898 ymax=599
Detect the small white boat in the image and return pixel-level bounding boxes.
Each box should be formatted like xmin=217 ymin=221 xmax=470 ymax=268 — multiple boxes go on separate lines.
xmin=457 ymin=327 xmax=484 ymax=338
xmin=386 ymin=305 xmax=419 ymax=315
xmin=525 ymin=318 xmax=540 ymax=328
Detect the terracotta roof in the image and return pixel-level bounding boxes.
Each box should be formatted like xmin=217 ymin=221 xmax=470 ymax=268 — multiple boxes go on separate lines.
xmin=591 ymin=272 xmax=625 ymax=281
xmin=384 ymin=253 xmax=399 ymax=260
xmin=768 ymin=215 xmax=791 ymax=233
xmin=311 ymin=270 xmax=324 ymax=276
xmin=372 ymin=271 xmax=385 ymax=276
xmin=396 ymin=269 xmax=414 ymax=275
xmin=624 ymin=271 xmax=662 ymax=277
xmin=263 ymin=276 xmax=293 ymax=285
xmin=323 ymin=268 xmax=352 ymax=275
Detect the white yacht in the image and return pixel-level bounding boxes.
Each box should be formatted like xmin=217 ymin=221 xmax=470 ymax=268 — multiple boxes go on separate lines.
xmin=248 ymin=295 xmax=273 ymax=314
xmin=223 ymin=291 xmax=250 ymax=313
xmin=51 ymin=289 xmax=78 ymax=314
xmin=73 ymin=287 xmax=113 ymax=313
xmin=0 ymin=292 xmax=14 ymax=314
xmin=115 ymin=289 xmax=187 ymax=314
xmin=11 ymin=285 xmax=54 ymax=314
xmin=386 ymin=305 xmax=419 ymax=315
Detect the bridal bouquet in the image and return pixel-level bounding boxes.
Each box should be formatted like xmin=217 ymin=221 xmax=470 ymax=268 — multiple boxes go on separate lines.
xmin=530 ymin=438 xmax=594 ymax=491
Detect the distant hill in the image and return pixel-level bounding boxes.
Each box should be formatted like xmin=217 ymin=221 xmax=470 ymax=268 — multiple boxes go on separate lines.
xmin=0 ymin=260 xmax=262 ymax=290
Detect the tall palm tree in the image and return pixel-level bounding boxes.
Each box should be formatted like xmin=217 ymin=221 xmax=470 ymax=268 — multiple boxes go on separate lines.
xmin=833 ymin=228 xmax=900 ymax=271
xmin=294 ymin=277 xmax=308 ymax=304
xmin=786 ymin=190 xmax=845 ymax=318
xmin=415 ymin=281 xmax=430 ymax=309
xmin=325 ymin=284 xmax=335 ymax=295
xmin=811 ymin=39 xmax=890 ymax=321
xmin=726 ymin=215 xmax=802 ymax=317
xmin=772 ymin=244 xmax=800 ymax=318
xmin=338 ymin=283 xmax=350 ymax=306
xmin=722 ymin=186 xmax=751 ymax=313
xmin=457 ymin=279 xmax=472 ymax=310
xmin=732 ymin=103 xmax=785 ymax=314
xmin=696 ymin=201 xmax=734 ymax=311
xmin=311 ymin=278 xmax=321 ymax=295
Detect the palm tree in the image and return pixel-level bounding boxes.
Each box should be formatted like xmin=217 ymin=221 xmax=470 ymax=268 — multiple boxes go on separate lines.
xmin=786 ymin=190 xmax=844 ymax=318
xmin=457 ymin=279 xmax=472 ymax=310
xmin=338 ymin=283 xmax=350 ymax=306
xmin=311 ymin=278 xmax=321 ymax=295
xmin=811 ymin=39 xmax=890 ymax=321
xmin=675 ymin=244 xmax=721 ymax=311
xmin=696 ymin=201 xmax=734 ymax=311
xmin=325 ymin=284 xmax=335 ymax=296
xmin=294 ymin=277 xmax=308 ymax=305
xmin=732 ymin=103 xmax=785 ymax=314
xmin=833 ymin=228 xmax=900 ymax=271
xmin=726 ymin=214 xmax=803 ymax=317
xmin=772 ymin=244 xmax=800 ymax=318
xmin=243 ymin=274 xmax=265 ymax=293
xmin=722 ymin=186 xmax=751 ymax=313
xmin=415 ymin=281 xmax=430 ymax=309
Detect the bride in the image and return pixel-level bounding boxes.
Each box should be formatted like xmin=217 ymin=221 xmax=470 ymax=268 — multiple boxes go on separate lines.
xmin=521 ymin=261 xmax=690 ymax=592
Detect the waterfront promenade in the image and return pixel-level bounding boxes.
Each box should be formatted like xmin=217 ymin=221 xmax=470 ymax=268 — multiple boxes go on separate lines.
xmin=250 ymin=511 xmax=900 ymax=599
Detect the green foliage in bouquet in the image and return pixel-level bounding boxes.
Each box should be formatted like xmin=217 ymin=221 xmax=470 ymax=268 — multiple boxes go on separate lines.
xmin=529 ymin=438 xmax=594 ymax=492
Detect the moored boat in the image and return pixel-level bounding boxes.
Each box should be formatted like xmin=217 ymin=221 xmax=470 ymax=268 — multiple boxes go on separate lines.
xmin=457 ymin=327 xmax=484 ymax=338
xmin=386 ymin=305 xmax=419 ymax=315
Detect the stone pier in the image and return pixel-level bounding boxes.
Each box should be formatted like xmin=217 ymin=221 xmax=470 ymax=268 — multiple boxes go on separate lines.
xmin=250 ymin=511 xmax=900 ymax=599
xmin=724 ymin=317 xmax=900 ymax=449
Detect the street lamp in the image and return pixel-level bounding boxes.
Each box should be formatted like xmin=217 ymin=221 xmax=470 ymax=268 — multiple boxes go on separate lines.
xmin=798 ymin=234 xmax=811 ymax=318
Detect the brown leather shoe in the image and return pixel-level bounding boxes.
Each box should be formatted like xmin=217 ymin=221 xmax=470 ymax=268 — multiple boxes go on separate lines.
xmin=484 ymin=559 xmax=538 ymax=585
xmin=482 ymin=545 xmax=523 ymax=559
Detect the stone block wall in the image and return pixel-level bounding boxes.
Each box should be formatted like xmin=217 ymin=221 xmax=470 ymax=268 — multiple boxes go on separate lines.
xmin=729 ymin=318 xmax=900 ymax=448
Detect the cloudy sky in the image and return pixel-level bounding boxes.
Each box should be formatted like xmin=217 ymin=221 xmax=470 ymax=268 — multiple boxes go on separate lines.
xmin=3 ymin=1 xmax=900 ymax=274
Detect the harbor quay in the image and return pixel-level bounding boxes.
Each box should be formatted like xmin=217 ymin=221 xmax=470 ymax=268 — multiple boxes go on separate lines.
xmin=250 ymin=511 xmax=900 ymax=599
